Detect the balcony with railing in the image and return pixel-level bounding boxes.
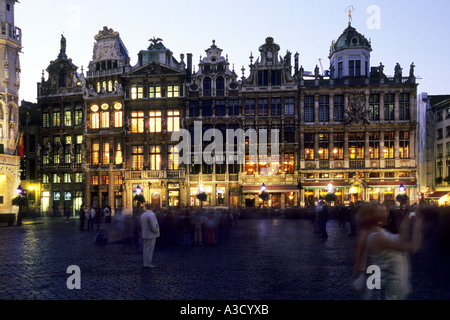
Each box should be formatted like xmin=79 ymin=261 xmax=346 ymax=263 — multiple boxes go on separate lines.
xmin=0 ymin=21 xmax=21 ymax=45
xmin=125 ymin=170 xmax=185 ymax=180
xmin=385 ymin=159 xmax=395 ymax=168
xmin=349 ymin=159 xmax=365 ymax=169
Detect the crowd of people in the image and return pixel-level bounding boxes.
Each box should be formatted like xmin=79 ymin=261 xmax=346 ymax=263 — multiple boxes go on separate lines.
xmin=78 ymin=204 xmax=112 ymax=232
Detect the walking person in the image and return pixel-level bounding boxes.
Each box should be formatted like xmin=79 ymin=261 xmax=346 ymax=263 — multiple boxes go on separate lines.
xmin=353 ymin=204 xmax=422 ymax=300
xmin=79 ymin=205 xmax=86 ymax=231
xmin=94 ymin=207 xmax=102 ymax=231
xmin=103 ymin=205 xmax=111 ymax=223
xmin=319 ymin=202 xmax=329 ymax=238
xmin=193 ymin=210 xmax=204 ymax=245
xmin=140 ymin=203 xmax=160 ymax=268
xmin=88 ymin=206 xmax=96 ymax=231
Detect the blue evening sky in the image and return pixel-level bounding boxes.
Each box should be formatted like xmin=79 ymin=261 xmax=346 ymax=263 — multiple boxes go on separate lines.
xmin=15 ymin=0 xmax=450 ymax=103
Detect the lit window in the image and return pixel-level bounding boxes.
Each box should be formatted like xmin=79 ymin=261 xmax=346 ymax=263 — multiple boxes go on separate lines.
xmin=150 ymin=146 xmax=161 ymax=170
xmin=75 ymin=173 xmax=83 ymax=183
xmin=131 ymin=112 xmax=144 ymax=133
xmin=132 ymin=146 xmax=144 ymax=170
xmin=149 ymin=111 xmax=162 ymax=133
xmin=168 ymin=145 xmax=179 ymax=170
xmin=284 ymin=153 xmax=294 ymax=174
xmin=92 ymin=140 xmax=100 ymax=165
xmin=103 ymin=142 xmax=110 ymax=165
xmin=167 ymin=110 xmax=180 ymax=132
xmin=167 ymin=84 xmax=179 ymax=98
xmin=245 ymin=155 xmax=256 ymax=175
xmin=131 ymin=85 xmax=138 ymax=100
xmin=53 ymin=174 xmax=60 ymax=184
xmin=108 ymin=80 xmax=113 ymax=92
xmin=42 ymin=113 xmax=50 ymax=128
xmin=102 ymin=175 xmax=109 ymax=185
xmin=90 ymin=105 xmax=99 ymax=129
xmin=64 ymin=111 xmax=72 ymax=127
xmin=74 ymin=110 xmax=83 ymax=126
xmin=42 ymin=174 xmax=49 ymax=183
xmin=115 ymin=141 xmax=123 ymax=165
xmin=52 ymin=112 xmax=61 ymax=127
xmin=64 ymin=173 xmax=71 ymax=183
xmin=399 ymin=131 xmax=410 ymax=159
xmin=91 ymin=176 xmax=99 ymax=185
xmin=149 ymin=84 xmax=162 ymax=99
xmin=101 ymin=111 xmax=109 ymax=128
xmin=114 ymin=111 xmax=122 ymax=128
xmin=97 ymin=82 xmax=101 ymax=93
xmin=114 ymin=175 xmax=123 ymax=185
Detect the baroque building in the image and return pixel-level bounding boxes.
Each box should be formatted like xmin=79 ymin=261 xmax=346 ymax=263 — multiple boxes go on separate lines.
xmin=25 ymin=21 xmax=419 ymax=215
xmin=0 ymin=0 xmax=21 ymax=215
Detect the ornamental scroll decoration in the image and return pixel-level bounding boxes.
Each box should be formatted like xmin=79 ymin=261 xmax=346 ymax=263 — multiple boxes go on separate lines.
xmin=343 ymin=94 xmax=371 ymax=125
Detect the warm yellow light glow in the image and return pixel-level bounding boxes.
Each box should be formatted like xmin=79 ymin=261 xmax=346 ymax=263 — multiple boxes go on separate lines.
xmin=28 ymin=186 xmax=35 ymax=191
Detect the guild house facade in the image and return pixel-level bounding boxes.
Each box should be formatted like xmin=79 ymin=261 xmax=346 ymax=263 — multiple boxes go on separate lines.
xmin=26 ymin=21 xmax=418 ymax=215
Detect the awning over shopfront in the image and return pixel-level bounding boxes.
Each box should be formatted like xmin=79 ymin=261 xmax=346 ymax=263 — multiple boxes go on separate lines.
xmin=301 ymin=182 xmax=349 ymax=190
xmin=368 ymin=181 xmax=417 ymax=188
xmin=425 ymin=191 xmax=450 ymax=199
xmin=242 ymin=185 xmax=299 ymax=193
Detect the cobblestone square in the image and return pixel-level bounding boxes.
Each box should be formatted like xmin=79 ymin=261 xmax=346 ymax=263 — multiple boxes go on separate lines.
xmin=0 ymin=217 xmax=448 ymax=300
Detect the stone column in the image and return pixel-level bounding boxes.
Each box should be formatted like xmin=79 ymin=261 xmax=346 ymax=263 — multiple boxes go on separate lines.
xmin=300 ymin=95 xmax=304 ymax=123
xmin=329 ymin=95 xmax=334 ymax=123
xmin=379 ymin=93 xmax=385 ymax=122
xmin=394 ymin=93 xmax=400 ymax=121
xmin=314 ymin=95 xmax=319 ymax=123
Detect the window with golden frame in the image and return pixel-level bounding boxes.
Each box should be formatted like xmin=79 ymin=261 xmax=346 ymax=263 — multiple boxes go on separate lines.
xmin=149 ymin=111 xmax=162 ymax=133
xmin=167 ymin=110 xmax=180 ymax=132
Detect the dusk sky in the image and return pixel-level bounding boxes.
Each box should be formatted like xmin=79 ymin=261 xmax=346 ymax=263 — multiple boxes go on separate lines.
xmin=15 ymin=0 xmax=450 ymax=103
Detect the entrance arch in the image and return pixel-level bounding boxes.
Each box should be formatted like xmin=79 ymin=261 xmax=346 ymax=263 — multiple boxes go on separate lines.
xmin=151 ymin=192 xmax=161 ymax=209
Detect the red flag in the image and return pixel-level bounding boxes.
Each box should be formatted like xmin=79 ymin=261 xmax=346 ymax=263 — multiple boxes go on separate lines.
xmin=18 ymin=132 xmax=24 ymax=159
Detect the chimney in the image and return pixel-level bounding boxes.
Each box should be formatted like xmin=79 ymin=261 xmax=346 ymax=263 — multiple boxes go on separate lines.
xmin=186 ymin=53 xmax=193 ymax=82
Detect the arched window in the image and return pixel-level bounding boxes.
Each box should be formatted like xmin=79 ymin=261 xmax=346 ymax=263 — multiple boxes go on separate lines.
xmin=90 ymin=105 xmax=99 ymax=129
xmin=203 ymin=77 xmax=211 ymax=97
xmin=100 ymin=104 xmax=109 ymax=128
xmin=216 ymin=76 xmax=225 ymax=96
xmin=114 ymin=103 xmax=123 ymax=128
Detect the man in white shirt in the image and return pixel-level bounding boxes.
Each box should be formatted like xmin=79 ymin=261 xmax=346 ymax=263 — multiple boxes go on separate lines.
xmin=140 ymin=203 xmax=160 ymax=268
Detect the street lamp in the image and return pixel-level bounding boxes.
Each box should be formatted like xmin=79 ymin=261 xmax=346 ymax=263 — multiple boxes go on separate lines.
xmin=261 ymin=183 xmax=266 ymax=192
xmin=17 ymin=185 xmax=23 ymax=195
xmin=399 ymin=184 xmax=405 ymax=193
xmin=135 ymin=185 xmax=142 ymax=195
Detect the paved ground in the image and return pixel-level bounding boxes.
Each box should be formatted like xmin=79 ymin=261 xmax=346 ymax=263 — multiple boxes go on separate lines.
xmin=0 ymin=216 xmax=449 ymax=300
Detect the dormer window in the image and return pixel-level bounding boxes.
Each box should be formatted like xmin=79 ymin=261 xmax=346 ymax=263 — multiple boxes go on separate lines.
xmin=349 ymin=60 xmax=361 ymax=77
xmin=216 ymin=77 xmax=225 ymax=97
xmin=217 ymin=64 xmax=224 ymax=72
xmin=203 ymin=77 xmax=212 ymax=97
xmin=258 ymin=70 xmax=269 ymax=86
xmin=167 ymin=83 xmax=179 ymax=98
xmin=58 ymin=70 xmax=67 ymax=88
xmin=203 ymin=65 xmax=210 ymax=73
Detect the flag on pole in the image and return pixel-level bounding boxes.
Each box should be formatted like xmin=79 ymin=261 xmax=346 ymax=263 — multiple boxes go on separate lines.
xmin=18 ymin=132 xmax=24 ymax=159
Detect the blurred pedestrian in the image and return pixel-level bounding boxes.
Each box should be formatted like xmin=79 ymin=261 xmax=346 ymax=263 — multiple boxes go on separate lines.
xmin=79 ymin=205 xmax=86 ymax=231
xmin=87 ymin=206 xmax=96 ymax=231
xmin=94 ymin=207 xmax=102 ymax=231
xmin=140 ymin=203 xmax=160 ymax=268
xmin=182 ymin=211 xmax=191 ymax=246
xmin=103 ymin=205 xmax=111 ymax=223
xmin=353 ymin=204 xmax=422 ymax=300
xmin=193 ymin=210 xmax=204 ymax=245
xmin=319 ymin=202 xmax=329 ymax=238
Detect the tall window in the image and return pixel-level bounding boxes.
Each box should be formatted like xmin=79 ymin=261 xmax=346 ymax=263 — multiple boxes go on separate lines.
xmin=215 ymin=100 xmax=226 ymax=117
xmin=258 ymin=70 xmax=269 ymax=86
xmin=150 ymin=146 xmax=161 ymax=170
xmin=149 ymin=83 xmax=161 ymax=99
xmin=131 ymin=85 xmax=138 ymax=100
xmin=369 ymin=94 xmax=380 ymax=121
xmin=399 ymin=131 xmax=410 ymax=159
xmin=91 ymin=176 xmax=99 ymax=185
xmin=131 ymin=146 xmax=144 ymax=170
xmin=349 ymin=60 xmax=361 ymax=77
xmin=115 ymin=140 xmax=123 ymax=165
xmin=131 ymin=112 xmax=144 ymax=133
xmin=167 ymin=110 xmax=180 ymax=132
xmin=333 ymin=133 xmax=344 ymax=160
xmin=271 ymin=70 xmax=282 ymax=86
xmin=52 ymin=111 xmax=61 ymax=127
xmin=189 ymin=101 xmax=200 ymax=117
xmin=284 ymin=125 xmax=295 ymax=143
xmin=102 ymin=141 xmax=110 ymax=165
xmin=284 ymin=97 xmax=295 ymax=116
xmin=53 ymin=137 xmax=60 ymax=164
xmin=369 ymin=132 xmax=380 ymax=159
xmin=203 ymin=77 xmax=212 ymax=97
xmin=245 ymin=99 xmax=255 ymax=116
xmin=167 ymin=83 xmax=179 ymax=98
xmin=91 ymin=140 xmax=100 ymax=165
xmin=202 ymin=100 xmax=213 ymax=117
xmin=338 ymin=61 xmax=343 ymax=78
xmin=42 ymin=174 xmax=49 ymax=183
xmin=318 ymin=96 xmax=329 ymax=122
xmin=284 ymin=153 xmax=294 ymax=174
xmin=41 ymin=112 xmax=49 ymax=128
xmin=333 ymin=95 xmax=344 ymax=122
xmin=90 ymin=105 xmax=99 ymax=129
xmin=349 ymin=132 xmax=365 ymax=159
xmin=318 ymin=133 xmax=329 ymax=160
xmin=114 ymin=103 xmax=123 ymax=128
xmin=271 ymin=98 xmax=281 ymax=117
xmin=53 ymin=173 xmax=61 ymax=184
xmin=101 ymin=109 xmax=109 ymax=128
xmin=399 ymin=93 xmax=410 ymax=120
xmin=384 ymin=131 xmax=395 ymax=159
xmin=64 ymin=110 xmax=72 ymax=127
xmin=149 ymin=111 xmax=162 ymax=133
xmin=229 ymin=100 xmax=239 ymax=116
xmin=304 ymin=96 xmax=315 ymax=122
xmin=64 ymin=173 xmax=71 ymax=183
xmin=75 ymin=173 xmax=83 ymax=183
xmin=168 ymin=146 xmax=179 ymax=170
xmin=384 ymin=94 xmax=395 ymax=121
xmin=304 ymin=133 xmax=315 ymax=160
xmin=258 ymin=99 xmax=268 ymax=117
xmin=74 ymin=110 xmax=83 ymax=126
xmin=216 ymin=77 xmax=225 ymax=96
